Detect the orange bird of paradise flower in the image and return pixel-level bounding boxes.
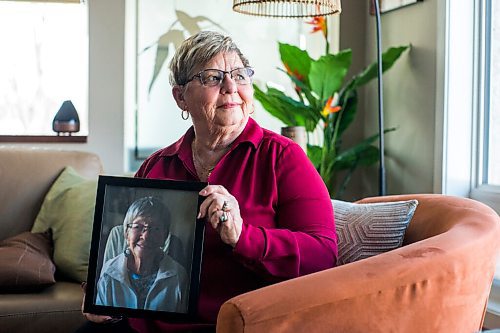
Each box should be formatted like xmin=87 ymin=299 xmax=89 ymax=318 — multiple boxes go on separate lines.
xmin=284 ymin=62 xmax=305 ymax=93
xmin=321 ymin=96 xmax=342 ymax=118
xmin=305 ymin=16 xmax=327 ymax=38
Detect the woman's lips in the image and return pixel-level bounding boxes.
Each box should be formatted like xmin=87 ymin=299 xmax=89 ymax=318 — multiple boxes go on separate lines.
xmin=218 ymin=102 xmax=240 ymax=109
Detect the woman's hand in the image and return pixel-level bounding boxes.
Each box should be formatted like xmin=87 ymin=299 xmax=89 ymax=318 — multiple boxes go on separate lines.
xmin=80 ymin=282 xmax=122 ymax=324
xmin=198 ymin=185 xmax=243 ymax=247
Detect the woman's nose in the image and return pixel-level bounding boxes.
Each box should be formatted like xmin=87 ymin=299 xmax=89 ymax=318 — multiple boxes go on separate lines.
xmin=140 ymin=228 xmax=150 ymax=239
xmin=220 ymin=74 xmax=237 ymax=94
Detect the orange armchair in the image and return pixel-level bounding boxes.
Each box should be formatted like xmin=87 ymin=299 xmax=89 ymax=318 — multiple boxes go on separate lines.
xmin=216 ymin=194 xmax=500 ymax=333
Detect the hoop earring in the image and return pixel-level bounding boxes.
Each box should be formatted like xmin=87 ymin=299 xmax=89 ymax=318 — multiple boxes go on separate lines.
xmin=181 ymin=109 xmax=189 ymax=120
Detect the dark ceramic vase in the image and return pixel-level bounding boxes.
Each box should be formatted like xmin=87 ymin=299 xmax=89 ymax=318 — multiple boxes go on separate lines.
xmin=53 ymin=100 xmax=80 ymax=135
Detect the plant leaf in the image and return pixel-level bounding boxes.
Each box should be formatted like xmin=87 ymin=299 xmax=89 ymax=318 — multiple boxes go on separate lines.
xmin=309 ymin=49 xmax=352 ymax=102
xmin=278 ymin=68 xmax=320 ymax=110
xmin=336 ymin=89 xmax=358 ymax=138
xmin=307 ymin=144 xmax=322 ymax=169
xmin=333 ymin=127 xmax=397 ymax=170
xmin=254 ymin=85 xmax=296 ymax=126
xmin=147 ymin=11 xmax=228 ymax=94
xmin=254 ymin=85 xmax=317 ymax=130
xmin=321 ymin=143 xmax=337 ymax=194
xmin=334 ymin=145 xmax=379 ymax=170
xmin=350 ymin=45 xmax=410 ymax=89
xmin=279 ymin=43 xmax=312 ymax=85
xmin=148 ymin=29 xmax=185 ymax=94
xmin=175 ymin=10 xmax=226 ymax=35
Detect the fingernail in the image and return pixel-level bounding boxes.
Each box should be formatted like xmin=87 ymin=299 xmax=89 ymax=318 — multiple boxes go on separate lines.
xmin=197 ymin=212 xmax=201 ymax=219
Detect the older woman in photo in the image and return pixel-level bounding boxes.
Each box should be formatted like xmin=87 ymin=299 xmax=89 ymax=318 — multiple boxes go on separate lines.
xmin=96 ymin=196 xmax=188 ymax=312
xmin=80 ymin=31 xmax=337 ymax=333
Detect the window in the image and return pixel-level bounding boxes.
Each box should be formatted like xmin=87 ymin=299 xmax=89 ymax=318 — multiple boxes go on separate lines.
xmin=0 ymin=1 xmax=88 ymax=138
xmin=484 ymin=0 xmax=500 ymax=187
xmin=470 ymin=0 xmax=500 ymax=327
xmin=470 ymin=0 xmax=500 ymax=216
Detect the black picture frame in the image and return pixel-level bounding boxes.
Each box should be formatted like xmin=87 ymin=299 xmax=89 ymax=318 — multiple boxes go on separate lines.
xmin=84 ymin=176 xmax=206 ymax=321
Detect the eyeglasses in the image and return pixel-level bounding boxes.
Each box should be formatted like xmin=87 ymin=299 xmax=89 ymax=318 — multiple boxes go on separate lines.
xmin=127 ymin=223 xmax=161 ymax=234
xmin=184 ymin=67 xmax=255 ymax=87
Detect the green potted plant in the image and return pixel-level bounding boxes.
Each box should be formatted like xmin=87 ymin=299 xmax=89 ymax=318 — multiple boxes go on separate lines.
xmin=254 ymin=16 xmax=409 ymax=198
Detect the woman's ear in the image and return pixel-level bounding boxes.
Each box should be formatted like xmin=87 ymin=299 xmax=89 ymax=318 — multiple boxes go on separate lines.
xmin=172 ymin=85 xmax=186 ymax=110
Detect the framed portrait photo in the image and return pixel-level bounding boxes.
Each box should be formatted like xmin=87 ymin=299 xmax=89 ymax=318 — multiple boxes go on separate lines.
xmin=84 ymin=176 xmax=207 ymax=321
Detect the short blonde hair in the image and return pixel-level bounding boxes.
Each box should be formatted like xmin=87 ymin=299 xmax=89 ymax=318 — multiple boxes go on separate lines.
xmin=169 ymin=31 xmax=250 ymax=86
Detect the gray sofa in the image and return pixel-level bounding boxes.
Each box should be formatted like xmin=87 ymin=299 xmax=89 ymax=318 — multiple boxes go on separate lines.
xmin=0 ymin=147 xmax=102 ymax=333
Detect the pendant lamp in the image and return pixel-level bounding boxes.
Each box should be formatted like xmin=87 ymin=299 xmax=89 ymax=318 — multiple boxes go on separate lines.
xmin=232 ymin=0 xmax=341 ymax=18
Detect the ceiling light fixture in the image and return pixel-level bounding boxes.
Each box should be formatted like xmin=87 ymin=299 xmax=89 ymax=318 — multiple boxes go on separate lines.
xmin=232 ymin=0 xmax=341 ymax=18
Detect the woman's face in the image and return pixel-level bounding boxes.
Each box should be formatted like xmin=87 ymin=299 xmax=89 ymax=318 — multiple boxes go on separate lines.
xmin=174 ymin=51 xmax=254 ymax=134
xmin=126 ymin=216 xmax=166 ymax=260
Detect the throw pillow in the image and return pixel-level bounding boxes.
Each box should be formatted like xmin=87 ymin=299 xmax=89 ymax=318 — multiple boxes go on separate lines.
xmin=333 ymin=199 xmax=418 ymax=266
xmin=0 ymin=230 xmax=56 ymax=292
xmin=32 ymin=166 xmax=97 ymax=282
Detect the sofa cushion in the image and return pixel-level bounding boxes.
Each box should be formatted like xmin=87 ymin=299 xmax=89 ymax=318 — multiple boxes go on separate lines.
xmin=31 ymin=167 xmax=97 ymax=282
xmin=0 ymin=230 xmax=56 ymax=292
xmin=333 ymin=199 xmax=418 ymax=265
xmin=0 ymin=281 xmax=86 ymax=332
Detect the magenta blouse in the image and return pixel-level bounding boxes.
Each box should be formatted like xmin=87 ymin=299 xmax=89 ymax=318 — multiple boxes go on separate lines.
xmin=129 ymin=118 xmax=337 ymax=332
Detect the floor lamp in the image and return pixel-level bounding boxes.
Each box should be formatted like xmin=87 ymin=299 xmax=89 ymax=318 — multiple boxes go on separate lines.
xmin=372 ymin=0 xmax=386 ymax=196
xmin=232 ymin=0 xmax=386 ymax=196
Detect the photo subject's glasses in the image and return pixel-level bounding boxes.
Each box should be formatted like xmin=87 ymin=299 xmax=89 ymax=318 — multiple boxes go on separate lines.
xmin=127 ymin=223 xmax=161 ymax=234
xmin=184 ymin=67 xmax=254 ymax=87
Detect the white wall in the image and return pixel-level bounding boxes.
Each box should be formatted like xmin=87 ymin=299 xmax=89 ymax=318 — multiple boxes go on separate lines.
xmin=86 ymin=0 xmax=126 ymax=175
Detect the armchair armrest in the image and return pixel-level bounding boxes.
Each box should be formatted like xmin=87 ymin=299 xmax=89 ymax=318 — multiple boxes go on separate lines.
xmin=217 ymin=195 xmax=500 ymax=333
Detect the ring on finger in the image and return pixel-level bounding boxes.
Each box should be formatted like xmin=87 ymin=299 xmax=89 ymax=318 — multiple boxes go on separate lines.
xmin=222 ymin=200 xmax=229 ymax=212
xmin=219 ymin=211 xmax=228 ymax=223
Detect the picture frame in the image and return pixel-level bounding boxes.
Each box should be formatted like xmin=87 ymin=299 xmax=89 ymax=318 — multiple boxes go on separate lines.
xmin=84 ymin=176 xmax=207 ymax=321
xmin=370 ymin=0 xmax=423 ymax=15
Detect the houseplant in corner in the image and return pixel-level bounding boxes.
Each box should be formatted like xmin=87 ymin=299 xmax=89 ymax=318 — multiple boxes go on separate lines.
xmin=253 ymin=16 xmax=409 ymax=198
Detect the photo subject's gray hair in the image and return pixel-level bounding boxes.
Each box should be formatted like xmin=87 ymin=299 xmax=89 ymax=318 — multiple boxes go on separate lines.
xmin=123 ymin=196 xmax=171 ymax=238
xmin=169 ymin=30 xmax=251 ymax=86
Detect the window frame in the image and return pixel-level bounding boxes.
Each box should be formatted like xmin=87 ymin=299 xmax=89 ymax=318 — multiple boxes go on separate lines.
xmin=470 ymin=0 xmax=500 ymax=215
xmin=438 ymin=0 xmax=500 ymax=327
xmin=468 ymin=0 xmax=500 ymax=327
xmin=470 ymin=0 xmax=500 ymax=214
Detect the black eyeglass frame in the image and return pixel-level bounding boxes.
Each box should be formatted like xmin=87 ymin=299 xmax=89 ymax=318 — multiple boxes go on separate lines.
xmin=126 ymin=223 xmax=162 ymax=234
xmin=183 ymin=67 xmax=255 ymax=86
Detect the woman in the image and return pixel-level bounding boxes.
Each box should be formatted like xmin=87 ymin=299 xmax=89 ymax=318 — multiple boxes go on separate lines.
xmin=96 ymin=196 xmax=188 ymax=312
xmin=81 ymin=30 xmax=337 ymax=332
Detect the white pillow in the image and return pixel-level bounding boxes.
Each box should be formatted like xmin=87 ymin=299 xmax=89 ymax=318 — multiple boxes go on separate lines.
xmin=333 ymin=199 xmax=418 ymax=266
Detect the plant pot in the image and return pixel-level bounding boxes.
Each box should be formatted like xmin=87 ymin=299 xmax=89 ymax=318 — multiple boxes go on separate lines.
xmin=281 ymin=126 xmax=307 ymax=152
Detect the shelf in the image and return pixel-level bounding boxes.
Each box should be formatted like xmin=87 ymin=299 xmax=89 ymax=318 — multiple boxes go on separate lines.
xmin=0 ymin=135 xmax=88 ymax=143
